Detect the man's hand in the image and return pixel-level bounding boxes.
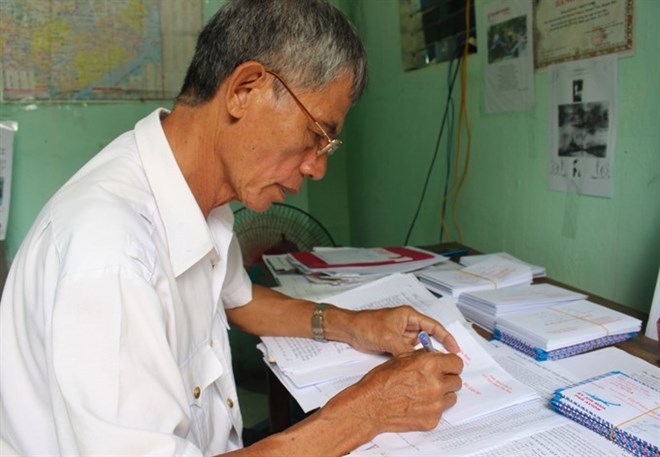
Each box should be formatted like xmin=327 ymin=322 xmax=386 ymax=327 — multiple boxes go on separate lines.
xmin=323 ymin=349 xmax=463 ymax=438
xmin=326 ymin=305 xmax=460 ymax=356
xmin=241 ymin=349 xmax=463 ymax=457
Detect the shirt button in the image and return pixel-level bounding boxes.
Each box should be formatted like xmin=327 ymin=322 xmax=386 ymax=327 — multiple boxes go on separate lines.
xmin=226 ymin=398 xmax=234 ymax=408
xmin=193 ymin=386 xmax=201 ymax=399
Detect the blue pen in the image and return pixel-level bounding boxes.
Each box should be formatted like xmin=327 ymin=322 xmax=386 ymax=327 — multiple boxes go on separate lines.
xmin=418 ymin=331 xmax=438 ymax=352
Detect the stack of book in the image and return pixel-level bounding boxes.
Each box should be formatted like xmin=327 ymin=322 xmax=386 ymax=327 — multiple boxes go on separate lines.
xmin=418 ymin=257 xmax=533 ymax=298
xmin=493 ymin=300 xmax=642 ymax=361
xmin=285 ymin=246 xmax=448 ymax=284
xmin=550 ymin=371 xmax=659 ymax=456
xmin=457 ymin=283 xmax=587 ymax=331
xmin=460 ymin=252 xmax=547 ymax=278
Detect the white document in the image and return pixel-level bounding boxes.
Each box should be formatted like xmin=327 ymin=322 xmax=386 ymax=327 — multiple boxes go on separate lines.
xmin=418 ymin=257 xmax=533 ymax=298
xmin=261 ymin=350 xmax=364 ymax=413
xmin=356 ymin=416 xmax=628 ymax=457
xmin=434 ymin=323 xmax=538 ymax=425
xmin=260 ymin=337 xmax=385 ymax=387
xmin=262 ymin=308 xmax=466 ymax=414
xmin=263 ymin=254 xmax=297 ymax=274
xmin=469 ymin=422 xmax=631 ymax=457
xmin=549 ymin=54 xmax=617 ymax=198
xmin=272 ymin=273 xmax=359 ymax=302
xmin=483 ymin=0 xmax=535 ymax=113
xmin=263 ymin=317 xmax=538 ymax=427
xmin=260 ymin=273 xmax=459 ymax=387
xmin=486 ymin=340 xmax=576 ymax=399
xmin=496 ymin=300 xmax=641 ymax=351
xmin=645 ymin=267 xmax=660 ymax=341
xmin=461 ymin=283 xmax=586 ymax=310
xmin=360 ymin=399 xmax=565 ymax=457
xmin=352 ymin=341 xmax=648 ymax=456
xmin=552 ymin=371 xmax=660 ymax=450
xmin=0 ymin=121 xmax=17 ymax=241
xmin=312 ymin=247 xmax=413 ymax=265
xmin=551 ymin=346 xmax=660 ymax=391
xmin=457 ymin=283 xmax=587 ymax=331
xmin=461 ymin=252 xmax=546 ymax=278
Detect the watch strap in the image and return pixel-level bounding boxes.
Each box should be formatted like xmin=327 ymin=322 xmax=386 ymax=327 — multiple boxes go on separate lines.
xmin=312 ymin=302 xmax=330 ymax=342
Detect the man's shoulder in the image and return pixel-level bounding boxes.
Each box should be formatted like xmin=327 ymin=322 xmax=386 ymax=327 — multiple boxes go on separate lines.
xmin=40 ymin=145 xmax=163 ymax=279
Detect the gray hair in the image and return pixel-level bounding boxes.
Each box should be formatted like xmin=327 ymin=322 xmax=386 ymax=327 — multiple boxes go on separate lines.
xmin=177 ymin=0 xmax=368 ymax=106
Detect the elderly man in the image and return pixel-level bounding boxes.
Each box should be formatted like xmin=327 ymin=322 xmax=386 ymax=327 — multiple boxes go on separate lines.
xmin=0 ymin=1 xmax=463 ymax=455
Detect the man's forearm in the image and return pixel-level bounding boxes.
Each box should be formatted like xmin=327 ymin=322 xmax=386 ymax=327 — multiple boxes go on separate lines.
xmin=227 ymin=284 xmax=359 ymax=342
xmin=222 ymin=383 xmax=374 ymax=457
xmin=226 ymin=284 xmax=316 ymax=338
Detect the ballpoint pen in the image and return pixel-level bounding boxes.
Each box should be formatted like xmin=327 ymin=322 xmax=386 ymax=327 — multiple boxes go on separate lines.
xmin=418 ymin=330 xmax=438 ymax=352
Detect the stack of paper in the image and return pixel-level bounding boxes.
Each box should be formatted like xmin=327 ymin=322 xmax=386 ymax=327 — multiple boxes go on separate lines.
xmin=260 ymin=335 xmax=387 ymax=387
xmin=461 ymin=252 xmax=547 ymax=278
xmin=260 ymin=273 xmax=539 ymax=426
xmin=418 ymin=257 xmax=533 ymax=298
xmin=494 ymin=300 xmax=642 ymax=361
xmin=429 ymin=322 xmax=538 ymax=425
xmin=286 ymin=246 xmax=448 ymax=284
xmin=550 ymin=371 xmax=660 ymax=456
xmin=457 ymin=283 xmax=588 ymax=331
xmin=264 ymin=320 xmax=539 ymax=426
xmin=259 ymin=273 xmax=454 ymax=388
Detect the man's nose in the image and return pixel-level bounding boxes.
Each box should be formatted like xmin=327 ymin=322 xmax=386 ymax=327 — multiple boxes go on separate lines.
xmin=300 ymin=151 xmax=328 ymax=181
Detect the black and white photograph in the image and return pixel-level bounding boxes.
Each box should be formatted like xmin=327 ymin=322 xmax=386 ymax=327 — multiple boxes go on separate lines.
xmin=557 ymin=102 xmax=609 ymax=158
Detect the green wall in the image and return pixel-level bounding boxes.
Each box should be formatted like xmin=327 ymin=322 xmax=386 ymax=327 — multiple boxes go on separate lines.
xmin=2 ymin=0 xmax=658 ymax=315
xmin=343 ymin=0 xmax=660 ymax=313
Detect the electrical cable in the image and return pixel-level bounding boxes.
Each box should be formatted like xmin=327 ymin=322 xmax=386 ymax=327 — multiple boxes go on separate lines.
xmin=449 ymin=0 xmax=473 ymax=243
xmin=439 ymin=53 xmax=457 ymax=242
xmin=404 ymin=51 xmax=462 ymax=245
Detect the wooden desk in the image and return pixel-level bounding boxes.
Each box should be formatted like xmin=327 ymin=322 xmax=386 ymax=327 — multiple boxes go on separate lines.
xmin=264 ymin=242 xmax=659 ymax=433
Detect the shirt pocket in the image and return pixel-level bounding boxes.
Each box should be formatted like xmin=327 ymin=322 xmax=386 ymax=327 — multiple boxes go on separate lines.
xmin=181 ymin=345 xmax=224 ymax=449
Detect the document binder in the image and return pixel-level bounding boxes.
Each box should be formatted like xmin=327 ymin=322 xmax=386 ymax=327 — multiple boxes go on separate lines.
xmin=493 ymin=328 xmax=638 ymax=361
xmin=550 ymin=371 xmax=660 ymax=457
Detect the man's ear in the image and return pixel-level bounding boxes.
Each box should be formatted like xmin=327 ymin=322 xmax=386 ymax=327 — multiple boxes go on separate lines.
xmin=225 ymin=61 xmax=270 ymax=119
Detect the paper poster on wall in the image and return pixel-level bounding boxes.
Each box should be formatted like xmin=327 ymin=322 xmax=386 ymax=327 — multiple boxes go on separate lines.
xmin=483 ymin=0 xmax=534 ymax=113
xmin=0 ymin=121 xmax=17 ymax=240
xmin=534 ymin=0 xmax=634 ymax=70
xmin=645 ymin=268 xmax=660 ymax=341
xmin=548 ymin=55 xmax=616 ymax=198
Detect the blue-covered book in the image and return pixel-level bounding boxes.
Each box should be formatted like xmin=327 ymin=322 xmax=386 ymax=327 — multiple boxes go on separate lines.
xmin=550 ymin=371 xmax=660 ymax=457
xmin=492 ymin=300 xmax=641 ymax=361
xmin=493 ymin=328 xmax=638 ymax=361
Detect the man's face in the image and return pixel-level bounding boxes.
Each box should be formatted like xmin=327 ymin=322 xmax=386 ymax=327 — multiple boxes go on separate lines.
xmin=230 ymin=73 xmax=354 ymax=212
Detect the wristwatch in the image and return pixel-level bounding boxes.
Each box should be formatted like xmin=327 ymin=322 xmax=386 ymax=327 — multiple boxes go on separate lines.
xmin=312 ymin=302 xmax=330 ymax=342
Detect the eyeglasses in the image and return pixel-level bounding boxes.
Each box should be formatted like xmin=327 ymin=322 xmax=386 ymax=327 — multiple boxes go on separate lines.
xmin=265 ymin=70 xmax=342 ymax=157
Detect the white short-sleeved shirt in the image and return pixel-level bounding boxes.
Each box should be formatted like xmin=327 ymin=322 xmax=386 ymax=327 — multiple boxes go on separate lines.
xmin=0 ymin=109 xmax=253 ymax=456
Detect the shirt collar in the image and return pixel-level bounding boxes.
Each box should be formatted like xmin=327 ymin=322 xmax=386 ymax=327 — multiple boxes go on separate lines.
xmin=134 ymin=108 xmax=215 ymax=277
